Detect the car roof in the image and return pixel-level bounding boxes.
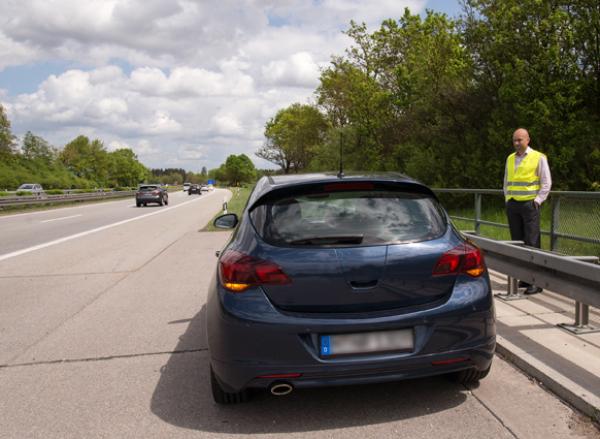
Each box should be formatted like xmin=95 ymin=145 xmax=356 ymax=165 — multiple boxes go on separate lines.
xmin=248 ymin=172 xmax=435 ymax=208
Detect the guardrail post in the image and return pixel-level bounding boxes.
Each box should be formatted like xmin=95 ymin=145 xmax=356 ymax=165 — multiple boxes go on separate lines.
xmin=496 ymin=275 xmax=524 ymax=301
xmin=550 ymin=196 xmax=560 ymax=251
xmin=474 ymin=193 xmax=482 ymax=235
xmin=555 ymin=255 xmax=599 ymax=335
xmin=558 ymin=302 xmax=598 ymax=334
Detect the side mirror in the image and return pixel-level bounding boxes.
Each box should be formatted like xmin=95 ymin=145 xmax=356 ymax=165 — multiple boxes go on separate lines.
xmin=214 ymin=213 xmax=238 ymax=229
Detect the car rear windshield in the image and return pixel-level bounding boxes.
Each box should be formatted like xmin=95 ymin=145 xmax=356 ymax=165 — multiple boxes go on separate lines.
xmin=139 ymin=186 xmax=158 ymax=191
xmin=19 ymin=184 xmax=34 ymax=189
xmin=249 ymin=188 xmax=447 ymax=247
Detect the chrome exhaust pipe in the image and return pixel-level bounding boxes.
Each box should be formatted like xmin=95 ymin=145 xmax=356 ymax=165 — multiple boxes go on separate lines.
xmin=269 ymin=382 xmax=294 ymax=396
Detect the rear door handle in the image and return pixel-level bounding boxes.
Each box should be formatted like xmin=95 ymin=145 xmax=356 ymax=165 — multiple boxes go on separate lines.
xmin=350 ymin=280 xmax=378 ymax=289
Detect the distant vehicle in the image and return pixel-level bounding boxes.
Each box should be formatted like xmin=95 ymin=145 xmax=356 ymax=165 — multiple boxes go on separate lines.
xmin=207 ymin=173 xmax=495 ymax=404
xmin=17 ymin=183 xmax=44 ymax=196
xmin=207 ymin=184 xmax=214 ymax=191
xmin=136 ymin=184 xmax=168 ymax=207
xmin=200 ymin=184 xmax=209 ymax=192
xmin=188 ymin=184 xmax=202 ymax=195
xmin=183 ymin=182 xmax=191 ymax=191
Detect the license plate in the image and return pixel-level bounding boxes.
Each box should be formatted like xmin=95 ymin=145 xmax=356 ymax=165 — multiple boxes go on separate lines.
xmin=320 ymin=329 xmax=413 ymax=356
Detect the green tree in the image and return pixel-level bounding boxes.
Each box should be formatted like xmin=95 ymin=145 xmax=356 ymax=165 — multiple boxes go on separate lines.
xmin=59 ymin=135 xmax=111 ymax=186
xmin=0 ymin=104 xmax=16 ymax=159
xmin=22 ymin=131 xmax=54 ymax=164
xmin=257 ymin=103 xmax=329 ymax=173
xmin=109 ymin=148 xmax=149 ymax=187
xmin=224 ymin=154 xmax=256 ymax=185
xmin=462 ymin=0 xmax=600 ymax=189
xmin=315 ymin=11 xmax=475 ymax=179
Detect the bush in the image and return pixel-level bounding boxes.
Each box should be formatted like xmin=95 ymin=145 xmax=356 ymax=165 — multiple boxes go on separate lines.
xmin=45 ymin=189 xmax=64 ymax=195
xmin=16 ymin=191 xmax=34 ymax=196
xmin=0 ymin=191 xmax=10 ymax=197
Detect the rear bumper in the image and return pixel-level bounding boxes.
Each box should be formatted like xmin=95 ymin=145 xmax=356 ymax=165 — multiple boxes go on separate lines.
xmin=207 ymin=274 xmax=496 ymax=393
xmin=136 ymin=195 xmax=162 ymax=202
xmin=212 ymin=340 xmax=495 ymax=392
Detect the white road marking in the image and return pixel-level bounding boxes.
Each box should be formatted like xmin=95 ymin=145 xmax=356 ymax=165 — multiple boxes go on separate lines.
xmin=40 ymin=214 xmax=82 ymax=223
xmin=0 ymin=194 xmax=213 ymax=262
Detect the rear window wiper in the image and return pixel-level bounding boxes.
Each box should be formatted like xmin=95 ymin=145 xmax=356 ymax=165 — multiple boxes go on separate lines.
xmin=290 ymin=235 xmax=364 ymax=245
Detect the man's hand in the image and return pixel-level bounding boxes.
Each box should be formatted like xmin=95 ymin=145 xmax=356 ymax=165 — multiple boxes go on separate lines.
xmin=533 ymin=201 xmax=540 ymax=209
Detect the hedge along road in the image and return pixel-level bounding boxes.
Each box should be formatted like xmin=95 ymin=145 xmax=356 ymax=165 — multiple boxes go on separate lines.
xmin=0 ymin=187 xmax=597 ymax=439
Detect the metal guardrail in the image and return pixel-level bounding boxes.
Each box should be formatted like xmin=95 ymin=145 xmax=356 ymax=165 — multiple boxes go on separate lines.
xmin=433 ymin=189 xmax=600 ymax=249
xmin=0 ymin=185 xmax=184 ymax=209
xmin=464 ymin=233 xmax=600 ymax=334
xmin=0 ymin=191 xmax=136 ymax=208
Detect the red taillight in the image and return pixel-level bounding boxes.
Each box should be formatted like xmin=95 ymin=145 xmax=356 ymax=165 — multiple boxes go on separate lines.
xmin=432 ymin=243 xmax=486 ymax=277
xmin=152 ymin=190 xmax=160 ymax=195
xmin=431 ymin=357 xmax=469 ymax=366
xmin=256 ymin=373 xmax=302 ymax=379
xmin=219 ymin=250 xmax=291 ymax=293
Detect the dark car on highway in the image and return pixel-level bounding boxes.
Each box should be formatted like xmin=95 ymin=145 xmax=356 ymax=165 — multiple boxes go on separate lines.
xmin=136 ymin=184 xmax=168 ymax=207
xmin=188 ymin=184 xmax=202 ymax=195
xmin=207 ymin=173 xmax=495 ymax=404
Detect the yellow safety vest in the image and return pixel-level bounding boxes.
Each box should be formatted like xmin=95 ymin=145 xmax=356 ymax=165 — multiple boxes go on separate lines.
xmin=505 ymin=149 xmax=543 ymax=201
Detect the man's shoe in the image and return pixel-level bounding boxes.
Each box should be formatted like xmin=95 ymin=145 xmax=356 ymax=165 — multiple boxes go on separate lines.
xmin=524 ymin=286 xmax=543 ymax=295
xmin=518 ymin=281 xmax=530 ymax=288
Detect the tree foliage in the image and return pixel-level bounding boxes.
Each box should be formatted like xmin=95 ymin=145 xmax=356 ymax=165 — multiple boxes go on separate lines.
xmin=261 ymin=3 xmax=600 ymax=190
xmin=257 ymin=103 xmax=329 ymax=173
xmin=0 ymin=107 xmax=152 ymax=190
xmin=0 ymin=104 xmax=17 ymax=160
xmin=208 ymin=154 xmax=256 ymax=185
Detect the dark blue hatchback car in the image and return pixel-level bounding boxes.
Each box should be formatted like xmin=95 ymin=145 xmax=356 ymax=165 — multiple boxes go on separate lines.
xmin=207 ymin=173 xmax=496 ymax=403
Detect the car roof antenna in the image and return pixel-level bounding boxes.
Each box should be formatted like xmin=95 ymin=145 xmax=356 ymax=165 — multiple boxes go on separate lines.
xmin=337 ymin=131 xmax=344 ymax=179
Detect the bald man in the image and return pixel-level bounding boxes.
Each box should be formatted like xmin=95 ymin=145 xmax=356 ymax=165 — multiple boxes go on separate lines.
xmin=504 ymin=128 xmax=552 ymax=295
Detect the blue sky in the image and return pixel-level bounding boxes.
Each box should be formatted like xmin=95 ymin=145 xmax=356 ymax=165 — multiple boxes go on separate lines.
xmin=0 ymin=0 xmax=463 ymax=171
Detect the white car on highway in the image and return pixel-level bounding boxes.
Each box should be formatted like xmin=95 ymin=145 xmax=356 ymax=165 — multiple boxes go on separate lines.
xmin=17 ymin=183 xmax=45 ymax=196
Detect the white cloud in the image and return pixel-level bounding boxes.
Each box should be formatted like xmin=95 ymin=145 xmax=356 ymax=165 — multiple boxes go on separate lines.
xmin=177 ymin=146 xmax=206 ymax=161
xmin=0 ymin=31 xmax=40 ymax=70
xmin=0 ymin=0 xmax=427 ymax=171
xmin=262 ymin=52 xmax=322 ymax=88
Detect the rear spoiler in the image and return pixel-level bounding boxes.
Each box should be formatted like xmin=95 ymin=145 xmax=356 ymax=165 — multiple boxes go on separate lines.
xmin=248 ymin=179 xmax=438 ymax=211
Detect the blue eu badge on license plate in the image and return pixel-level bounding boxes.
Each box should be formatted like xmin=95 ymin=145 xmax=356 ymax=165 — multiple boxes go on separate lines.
xmin=320 ymin=335 xmax=331 ymax=356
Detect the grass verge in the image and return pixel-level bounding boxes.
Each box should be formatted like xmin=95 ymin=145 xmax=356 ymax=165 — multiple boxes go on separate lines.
xmin=203 ymin=186 xmax=253 ymax=232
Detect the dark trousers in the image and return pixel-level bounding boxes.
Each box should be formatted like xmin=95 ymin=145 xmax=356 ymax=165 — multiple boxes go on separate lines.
xmin=506 ymin=199 xmax=541 ymax=287
xmin=505 ymin=199 xmax=541 ymax=248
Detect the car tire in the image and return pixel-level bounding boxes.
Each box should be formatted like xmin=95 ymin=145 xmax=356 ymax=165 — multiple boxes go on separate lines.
xmin=165 ymin=197 xmax=168 ymax=205
xmin=143 ymin=203 xmax=147 ymax=207
xmin=449 ymin=365 xmax=491 ymax=385
xmin=210 ymin=367 xmax=249 ymax=404
xmin=136 ymin=202 xmax=141 ymax=207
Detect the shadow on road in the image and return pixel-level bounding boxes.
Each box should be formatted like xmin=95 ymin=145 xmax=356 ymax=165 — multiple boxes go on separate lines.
xmin=151 ymin=306 xmax=469 ymax=434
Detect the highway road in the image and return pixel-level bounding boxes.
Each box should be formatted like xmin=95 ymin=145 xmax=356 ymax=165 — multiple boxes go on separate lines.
xmin=0 ymin=189 xmax=596 ymax=439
